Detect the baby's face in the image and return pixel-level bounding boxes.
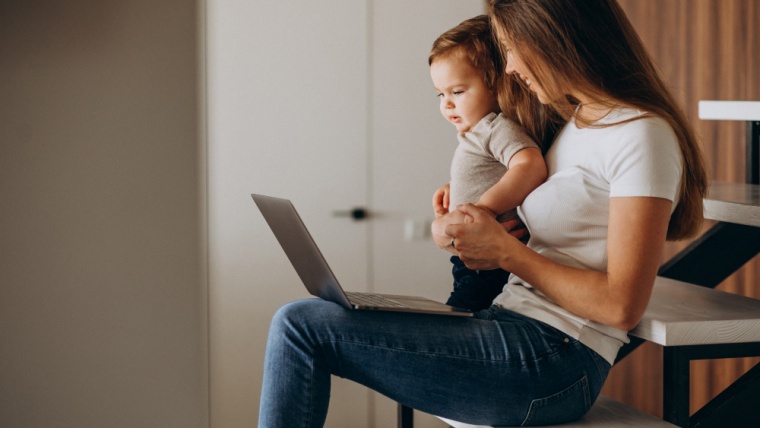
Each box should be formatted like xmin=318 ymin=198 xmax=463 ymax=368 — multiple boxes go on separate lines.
xmin=430 ymin=56 xmax=498 ymax=133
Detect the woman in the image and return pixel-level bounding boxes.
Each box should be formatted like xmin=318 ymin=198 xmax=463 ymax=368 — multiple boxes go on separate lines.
xmin=258 ymin=0 xmax=707 ymax=426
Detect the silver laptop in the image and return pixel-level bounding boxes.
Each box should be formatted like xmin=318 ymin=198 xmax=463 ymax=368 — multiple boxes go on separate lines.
xmin=252 ymin=194 xmax=473 ymax=316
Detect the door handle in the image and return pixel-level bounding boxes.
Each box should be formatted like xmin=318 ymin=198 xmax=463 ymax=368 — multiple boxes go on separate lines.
xmin=332 ymin=207 xmax=368 ymax=221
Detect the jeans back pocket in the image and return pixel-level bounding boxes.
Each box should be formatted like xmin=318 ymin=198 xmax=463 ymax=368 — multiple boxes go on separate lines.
xmin=520 ymin=375 xmax=591 ymax=426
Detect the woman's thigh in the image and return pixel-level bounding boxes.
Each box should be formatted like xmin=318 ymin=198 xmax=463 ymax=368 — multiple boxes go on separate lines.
xmin=273 ymin=298 xmax=609 ymax=426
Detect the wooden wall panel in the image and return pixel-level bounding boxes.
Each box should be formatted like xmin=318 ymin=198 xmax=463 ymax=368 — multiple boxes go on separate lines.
xmin=603 ymin=0 xmax=760 ymax=418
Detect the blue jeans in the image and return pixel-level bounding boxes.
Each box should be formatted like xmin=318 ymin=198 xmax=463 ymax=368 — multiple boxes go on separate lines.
xmin=259 ymin=299 xmax=611 ymax=427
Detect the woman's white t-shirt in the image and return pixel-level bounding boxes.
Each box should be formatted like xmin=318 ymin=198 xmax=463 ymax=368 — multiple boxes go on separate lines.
xmin=492 ymin=107 xmax=683 ymax=364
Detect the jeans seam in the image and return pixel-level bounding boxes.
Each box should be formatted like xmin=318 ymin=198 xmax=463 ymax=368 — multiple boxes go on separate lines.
xmin=331 ymin=310 xmax=570 ymax=364
xmin=305 ymin=351 xmax=316 ymax=428
xmin=588 ymin=347 xmax=611 ymax=385
xmin=322 ymin=338 xmax=557 ymax=367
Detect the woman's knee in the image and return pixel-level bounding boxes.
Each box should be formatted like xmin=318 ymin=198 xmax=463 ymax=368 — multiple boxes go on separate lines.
xmin=271 ymin=299 xmax=314 ymax=334
xmin=266 ymin=300 xmax=317 ymax=355
xmin=269 ymin=298 xmax=339 ymax=340
xmin=272 ymin=298 xmax=311 ymax=322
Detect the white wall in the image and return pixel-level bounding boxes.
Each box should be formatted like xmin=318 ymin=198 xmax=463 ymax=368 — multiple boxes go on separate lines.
xmin=0 ymin=1 xmax=208 ymax=427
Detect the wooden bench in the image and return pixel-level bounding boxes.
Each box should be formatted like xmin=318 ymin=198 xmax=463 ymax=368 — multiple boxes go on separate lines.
xmin=641 ymin=100 xmax=760 ymax=427
xmin=628 ymin=276 xmax=760 ymax=427
xmin=650 ymin=179 xmax=760 ymax=427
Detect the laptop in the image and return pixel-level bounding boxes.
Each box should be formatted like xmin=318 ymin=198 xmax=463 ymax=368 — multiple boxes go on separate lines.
xmin=252 ymin=194 xmax=473 ymax=316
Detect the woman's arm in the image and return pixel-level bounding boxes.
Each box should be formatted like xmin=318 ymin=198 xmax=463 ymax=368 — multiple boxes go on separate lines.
xmin=447 ymin=197 xmax=672 ymax=331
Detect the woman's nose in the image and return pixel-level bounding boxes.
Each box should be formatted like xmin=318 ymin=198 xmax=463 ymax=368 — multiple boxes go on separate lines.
xmin=504 ymin=53 xmax=516 ymax=74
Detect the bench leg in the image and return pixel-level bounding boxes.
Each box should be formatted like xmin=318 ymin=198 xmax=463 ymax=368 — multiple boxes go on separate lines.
xmin=398 ymin=403 xmax=413 ymax=428
xmin=663 ymin=347 xmax=690 ymax=427
xmin=745 ymin=120 xmax=759 ymax=184
xmin=691 ymin=362 xmax=760 ymax=428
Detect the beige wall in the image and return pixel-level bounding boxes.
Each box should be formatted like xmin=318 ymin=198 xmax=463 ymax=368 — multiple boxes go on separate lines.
xmin=0 ymin=1 xmax=208 ymax=427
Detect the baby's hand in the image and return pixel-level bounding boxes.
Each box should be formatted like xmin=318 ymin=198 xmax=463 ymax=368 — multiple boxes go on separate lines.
xmin=472 ymin=203 xmax=498 ymax=219
xmin=432 ymin=182 xmax=451 ymax=218
xmin=503 ymin=219 xmax=530 ymax=243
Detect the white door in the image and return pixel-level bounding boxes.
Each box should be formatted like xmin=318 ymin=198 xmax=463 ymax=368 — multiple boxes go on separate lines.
xmin=368 ymin=2 xmax=486 ymax=426
xmin=208 ymin=1 xmax=371 ymax=426
xmin=207 ymin=1 xmax=483 ymax=427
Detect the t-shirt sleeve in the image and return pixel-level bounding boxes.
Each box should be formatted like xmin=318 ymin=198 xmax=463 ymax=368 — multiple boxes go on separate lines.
xmin=607 ymin=117 xmax=683 ymax=202
xmin=485 ymin=116 xmax=540 ymax=167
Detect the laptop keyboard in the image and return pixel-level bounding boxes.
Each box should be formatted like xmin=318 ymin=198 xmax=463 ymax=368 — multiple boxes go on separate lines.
xmin=345 ymin=292 xmax=410 ymax=309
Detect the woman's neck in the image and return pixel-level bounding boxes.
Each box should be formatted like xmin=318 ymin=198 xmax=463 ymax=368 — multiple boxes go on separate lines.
xmin=573 ymin=93 xmax=619 ymax=126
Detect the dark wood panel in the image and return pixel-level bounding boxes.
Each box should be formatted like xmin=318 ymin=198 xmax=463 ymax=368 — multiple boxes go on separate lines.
xmin=605 ymin=0 xmax=760 ymax=418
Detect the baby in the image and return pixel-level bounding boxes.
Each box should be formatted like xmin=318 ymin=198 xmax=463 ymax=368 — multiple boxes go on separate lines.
xmin=429 ymin=15 xmax=547 ymax=311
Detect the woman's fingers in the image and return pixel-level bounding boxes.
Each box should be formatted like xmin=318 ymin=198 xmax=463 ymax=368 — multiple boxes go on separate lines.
xmin=501 ymin=219 xmax=529 ymax=242
xmin=455 ymin=203 xmax=487 ymax=221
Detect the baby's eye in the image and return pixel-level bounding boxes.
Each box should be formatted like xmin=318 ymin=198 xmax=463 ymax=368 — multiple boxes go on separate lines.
xmin=453 ymin=90 xmax=464 ymax=96
xmin=435 ymin=92 xmax=443 ymax=98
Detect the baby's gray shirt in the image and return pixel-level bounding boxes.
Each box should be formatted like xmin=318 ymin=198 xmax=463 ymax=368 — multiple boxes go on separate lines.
xmin=449 ymin=112 xmax=539 ymax=222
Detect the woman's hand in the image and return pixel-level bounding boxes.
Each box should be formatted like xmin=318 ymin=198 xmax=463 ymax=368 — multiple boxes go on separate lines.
xmin=432 ymin=183 xmax=451 ymax=218
xmin=431 ymin=209 xmax=467 ymax=254
xmin=444 ymin=204 xmax=527 ymax=270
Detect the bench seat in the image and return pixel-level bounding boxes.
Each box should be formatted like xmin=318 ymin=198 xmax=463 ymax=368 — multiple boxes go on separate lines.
xmin=703 ymin=181 xmax=760 ymax=227
xmin=436 ymin=395 xmax=676 ymax=427
xmin=630 ymin=276 xmax=760 ymax=346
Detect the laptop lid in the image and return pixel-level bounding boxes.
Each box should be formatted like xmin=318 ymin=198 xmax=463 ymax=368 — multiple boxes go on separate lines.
xmin=252 ymin=193 xmax=475 ymax=317
xmin=251 ymin=193 xmax=353 ymax=309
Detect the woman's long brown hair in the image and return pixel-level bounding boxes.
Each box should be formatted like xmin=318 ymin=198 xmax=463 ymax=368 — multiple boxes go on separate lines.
xmin=486 ymin=0 xmax=708 ymax=240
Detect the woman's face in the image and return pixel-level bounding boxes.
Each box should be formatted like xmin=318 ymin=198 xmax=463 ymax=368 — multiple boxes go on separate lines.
xmin=503 ymin=46 xmax=549 ymax=104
